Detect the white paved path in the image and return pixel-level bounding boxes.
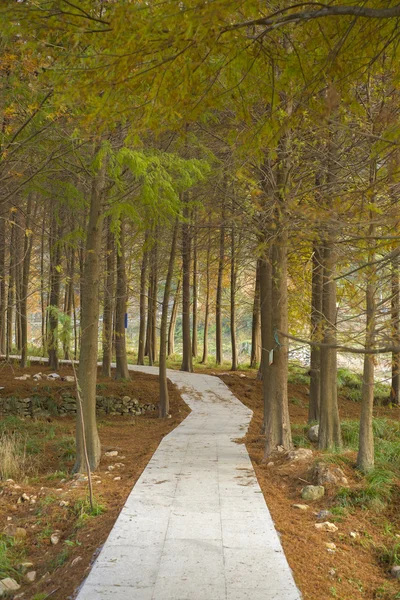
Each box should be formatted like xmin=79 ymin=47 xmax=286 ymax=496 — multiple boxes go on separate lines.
xmin=75 ymin=367 xmax=301 ymax=600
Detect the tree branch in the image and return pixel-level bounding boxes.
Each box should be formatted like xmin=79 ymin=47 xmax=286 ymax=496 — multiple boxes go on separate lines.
xmin=224 ymin=3 xmax=400 ymax=33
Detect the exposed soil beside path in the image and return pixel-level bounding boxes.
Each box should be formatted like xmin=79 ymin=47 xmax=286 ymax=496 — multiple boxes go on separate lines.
xmin=220 ymin=371 xmax=400 ymax=600
xmin=0 ymin=360 xmax=190 ymax=600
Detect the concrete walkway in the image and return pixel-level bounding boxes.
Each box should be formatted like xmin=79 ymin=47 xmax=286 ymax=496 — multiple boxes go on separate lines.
xmin=75 ymin=367 xmax=301 ymax=600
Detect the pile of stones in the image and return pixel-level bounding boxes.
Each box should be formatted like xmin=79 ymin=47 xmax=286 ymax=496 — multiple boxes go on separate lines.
xmin=0 ymin=394 xmax=156 ymax=418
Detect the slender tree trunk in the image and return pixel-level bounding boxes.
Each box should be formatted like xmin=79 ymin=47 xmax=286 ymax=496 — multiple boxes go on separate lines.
xmin=264 ymin=228 xmax=292 ymax=457
xmin=145 ymin=277 xmax=152 ymax=362
xmin=14 ymin=211 xmax=23 ymax=354
xmin=40 ymin=213 xmax=47 ymax=354
xmin=192 ymin=217 xmax=198 ymax=359
xmin=309 ymin=243 xmax=323 ymax=422
xmin=319 ymin=237 xmax=341 ymax=449
xmin=357 ymin=278 xmax=376 ymax=470
xmin=0 ymin=207 xmax=6 ymax=354
xmin=357 ymin=159 xmax=377 ymax=471
xmin=74 ymin=146 xmax=107 ymax=473
xmin=115 ymin=218 xmax=129 ymax=380
xmin=159 ymin=222 xmax=178 ymax=417
xmin=102 ymin=217 xmax=115 ymax=376
xmin=201 ymin=226 xmax=211 ymax=364
xmin=250 ymin=259 xmax=261 ymax=368
xmin=151 ymin=237 xmax=158 ymax=362
xmin=48 ymin=205 xmax=62 ymax=370
xmin=181 ymin=193 xmax=193 ymax=372
xmin=230 ymin=220 xmax=238 ymax=371
xmin=20 ymin=195 xmax=34 ymax=368
xmin=6 ymin=216 xmax=15 ymax=358
xmin=146 ymin=241 xmax=157 ymax=365
xmin=63 ymin=248 xmax=75 ymax=360
xmin=168 ymin=277 xmax=181 ymax=357
xmin=137 ymin=232 xmax=149 ymax=365
xmin=391 ymin=253 xmax=400 ymax=405
xmin=260 ymin=252 xmax=272 ymax=433
xmin=216 ymin=207 xmax=225 ymax=365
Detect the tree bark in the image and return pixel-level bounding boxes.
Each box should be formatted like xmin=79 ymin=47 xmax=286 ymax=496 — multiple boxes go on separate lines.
xmin=74 ymin=146 xmax=107 ymax=473
xmin=20 ymin=195 xmax=34 ymax=368
xmin=391 ymin=253 xmax=400 ymax=405
xmin=137 ymin=231 xmax=148 ymax=365
xmin=6 ymin=215 xmax=15 ymax=359
xmin=159 ymin=221 xmax=178 ymax=417
xmin=48 ymin=204 xmax=62 ymax=370
xmin=201 ymin=223 xmax=211 ymax=364
xmin=181 ymin=193 xmax=193 ymax=372
xmin=260 ymin=253 xmax=272 ymax=433
xmin=0 ymin=206 xmax=6 ymax=355
xmin=102 ymin=217 xmax=115 ymax=376
xmin=168 ymin=277 xmax=181 ymax=357
xmin=216 ymin=206 xmax=225 ymax=365
xmin=192 ymin=215 xmax=198 ymax=359
xmin=230 ymin=219 xmax=238 ymax=371
xmin=319 ymin=237 xmax=341 ymax=449
xmin=309 ymin=243 xmax=323 ymax=422
xmin=250 ymin=259 xmax=261 ymax=368
xmin=115 ymin=218 xmax=129 ymax=380
xmin=40 ymin=212 xmax=47 ymax=354
xmin=63 ymin=247 xmax=75 ymax=360
xmin=264 ymin=228 xmax=292 ymax=457
xmin=357 ymin=159 xmax=377 ymax=472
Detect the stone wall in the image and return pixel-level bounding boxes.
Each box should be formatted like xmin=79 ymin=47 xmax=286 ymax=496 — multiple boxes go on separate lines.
xmin=0 ymin=394 xmax=156 ymax=418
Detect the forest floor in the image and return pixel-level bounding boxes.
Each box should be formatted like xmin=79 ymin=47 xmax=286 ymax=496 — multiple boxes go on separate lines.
xmin=219 ymin=370 xmax=400 ymax=600
xmin=0 ymin=360 xmax=190 ymax=600
xmin=1 ymin=358 xmax=400 ymax=600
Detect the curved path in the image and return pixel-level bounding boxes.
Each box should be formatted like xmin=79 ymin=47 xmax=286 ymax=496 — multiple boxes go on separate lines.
xmin=75 ymin=367 xmax=301 ymax=600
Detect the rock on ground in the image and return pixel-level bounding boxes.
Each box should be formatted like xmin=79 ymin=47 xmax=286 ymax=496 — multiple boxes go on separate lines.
xmin=301 ymin=485 xmax=325 ymax=501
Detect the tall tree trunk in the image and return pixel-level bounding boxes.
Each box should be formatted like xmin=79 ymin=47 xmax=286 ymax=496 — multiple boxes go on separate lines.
xmin=309 ymin=243 xmax=323 ymax=422
xmin=115 ymin=218 xmax=129 ymax=380
xmin=357 ymin=278 xmax=376 ymax=470
xmin=6 ymin=216 xmax=15 ymax=358
xmin=319 ymin=237 xmax=341 ymax=449
xmin=181 ymin=193 xmax=193 ymax=372
xmin=216 ymin=206 xmax=225 ymax=365
xmin=102 ymin=217 xmax=115 ymax=376
xmin=20 ymin=195 xmax=34 ymax=368
xmin=201 ymin=225 xmax=211 ymax=364
xmin=390 ymin=253 xmax=400 ymax=405
xmin=0 ymin=206 xmax=6 ymax=354
xmin=250 ymin=259 xmax=261 ymax=368
xmin=192 ymin=216 xmax=198 ymax=359
xmin=137 ymin=232 xmax=148 ymax=365
xmin=48 ymin=205 xmax=62 ymax=370
xmin=14 ymin=212 xmax=23 ymax=353
xmin=63 ymin=248 xmax=75 ymax=360
xmin=264 ymin=228 xmax=292 ymax=457
xmin=151 ymin=236 xmax=158 ymax=362
xmin=260 ymin=252 xmax=272 ymax=433
xmin=40 ymin=212 xmax=47 ymax=354
xmin=168 ymin=277 xmax=181 ymax=357
xmin=357 ymin=159 xmax=377 ymax=472
xmin=230 ymin=219 xmax=238 ymax=371
xmin=159 ymin=222 xmax=178 ymax=417
xmin=145 ymin=277 xmax=152 ymax=362
xmin=74 ymin=147 xmax=107 ymax=473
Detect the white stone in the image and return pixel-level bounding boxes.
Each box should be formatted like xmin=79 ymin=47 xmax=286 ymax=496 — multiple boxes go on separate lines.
xmin=50 ymin=532 xmax=60 ymax=545
xmin=105 ymin=451 xmax=118 ymax=457
xmin=0 ymin=578 xmax=21 ymax=591
xmin=315 ymin=522 xmax=338 ymax=533
xmin=26 ymin=571 xmax=36 ymax=583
